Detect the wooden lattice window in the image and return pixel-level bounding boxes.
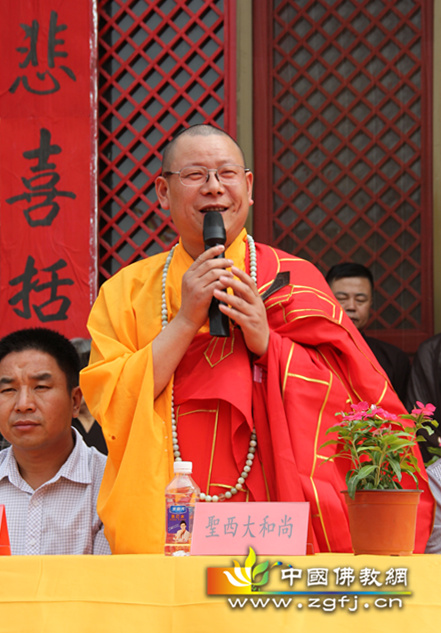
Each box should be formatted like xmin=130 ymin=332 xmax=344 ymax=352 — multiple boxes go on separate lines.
xmin=253 ymin=0 xmax=433 ymax=352
xmin=98 ymin=0 xmax=236 ymax=282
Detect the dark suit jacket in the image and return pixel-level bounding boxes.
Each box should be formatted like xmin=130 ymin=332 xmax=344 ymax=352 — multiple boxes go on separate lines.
xmin=405 ymin=333 xmax=441 ymax=463
xmin=364 ymin=334 xmax=410 ymax=403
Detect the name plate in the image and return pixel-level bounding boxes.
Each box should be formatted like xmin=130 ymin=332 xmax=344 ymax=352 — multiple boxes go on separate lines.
xmin=191 ymin=502 xmax=309 ymax=556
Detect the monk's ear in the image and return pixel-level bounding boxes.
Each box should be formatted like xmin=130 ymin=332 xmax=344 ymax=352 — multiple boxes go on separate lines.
xmin=155 ymin=176 xmax=171 ymax=210
xmin=246 ymin=169 xmax=254 ymax=207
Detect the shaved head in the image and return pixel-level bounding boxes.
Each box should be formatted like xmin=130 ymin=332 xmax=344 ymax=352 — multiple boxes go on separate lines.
xmin=162 ymin=124 xmax=245 ymax=171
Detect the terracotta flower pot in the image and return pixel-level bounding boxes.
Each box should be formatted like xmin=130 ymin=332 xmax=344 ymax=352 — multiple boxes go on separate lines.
xmin=343 ymin=489 xmax=422 ymax=555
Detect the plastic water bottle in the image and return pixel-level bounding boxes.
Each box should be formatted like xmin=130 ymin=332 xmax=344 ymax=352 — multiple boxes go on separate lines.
xmin=164 ymin=461 xmax=200 ymax=556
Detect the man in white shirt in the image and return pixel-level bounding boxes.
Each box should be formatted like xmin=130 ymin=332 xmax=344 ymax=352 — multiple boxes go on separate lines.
xmin=0 ymin=327 xmax=110 ymax=555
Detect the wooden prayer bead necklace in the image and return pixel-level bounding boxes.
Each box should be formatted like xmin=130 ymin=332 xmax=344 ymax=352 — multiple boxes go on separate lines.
xmin=161 ymin=235 xmax=258 ymax=502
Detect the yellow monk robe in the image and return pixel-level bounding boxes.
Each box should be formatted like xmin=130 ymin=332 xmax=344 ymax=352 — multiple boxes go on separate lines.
xmin=81 ymin=230 xmax=434 ymax=554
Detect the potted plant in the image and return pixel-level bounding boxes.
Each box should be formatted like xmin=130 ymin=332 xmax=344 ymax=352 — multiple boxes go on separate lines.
xmin=322 ymin=401 xmax=439 ymax=555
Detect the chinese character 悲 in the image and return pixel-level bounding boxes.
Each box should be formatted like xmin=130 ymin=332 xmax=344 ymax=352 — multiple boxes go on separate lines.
xmin=9 ymin=11 xmax=76 ymax=95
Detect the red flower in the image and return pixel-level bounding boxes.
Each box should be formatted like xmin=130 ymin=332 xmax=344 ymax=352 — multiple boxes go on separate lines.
xmin=350 ymin=401 xmax=369 ymax=413
xmin=369 ymin=405 xmax=398 ymax=421
xmin=411 ymin=402 xmax=436 ymax=418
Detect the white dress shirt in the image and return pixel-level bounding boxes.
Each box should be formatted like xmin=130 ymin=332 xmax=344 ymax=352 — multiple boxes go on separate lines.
xmin=425 ymin=459 xmax=441 ymax=553
xmin=0 ymin=427 xmax=110 ymax=555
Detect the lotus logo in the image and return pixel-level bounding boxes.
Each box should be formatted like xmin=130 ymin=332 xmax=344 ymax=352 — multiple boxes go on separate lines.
xmin=223 ymin=547 xmax=270 ymax=591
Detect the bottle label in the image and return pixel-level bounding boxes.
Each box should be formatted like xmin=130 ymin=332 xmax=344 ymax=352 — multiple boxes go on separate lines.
xmin=166 ymin=505 xmax=193 ymax=543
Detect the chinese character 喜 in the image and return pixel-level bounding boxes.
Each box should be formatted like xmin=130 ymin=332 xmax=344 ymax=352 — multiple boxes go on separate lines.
xmin=6 ymin=128 xmax=76 ymax=227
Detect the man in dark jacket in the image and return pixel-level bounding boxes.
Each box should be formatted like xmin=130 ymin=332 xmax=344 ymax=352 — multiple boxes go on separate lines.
xmin=326 ymin=263 xmax=410 ymax=403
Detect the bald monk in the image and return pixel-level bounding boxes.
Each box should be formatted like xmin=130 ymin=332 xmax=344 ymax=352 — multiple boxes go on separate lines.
xmin=81 ymin=124 xmax=434 ymax=554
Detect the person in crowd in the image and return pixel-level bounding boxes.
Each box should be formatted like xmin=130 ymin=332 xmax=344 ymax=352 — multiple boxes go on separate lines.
xmin=0 ymin=328 xmax=110 ymax=555
xmin=326 ymin=262 xmax=410 ymax=402
xmin=425 ymin=458 xmax=441 ymax=552
xmin=406 ymin=333 xmax=441 ymax=464
xmin=80 ymin=124 xmax=433 ymax=554
xmin=70 ymin=338 xmax=107 ymax=455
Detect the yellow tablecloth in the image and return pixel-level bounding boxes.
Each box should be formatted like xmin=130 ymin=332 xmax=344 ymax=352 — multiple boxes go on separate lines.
xmin=0 ymin=554 xmax=440 ymax=632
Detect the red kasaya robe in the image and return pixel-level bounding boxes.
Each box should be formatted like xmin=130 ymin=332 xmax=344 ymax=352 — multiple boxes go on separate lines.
xmin=80 ymin=229 xmax=434 ymax=554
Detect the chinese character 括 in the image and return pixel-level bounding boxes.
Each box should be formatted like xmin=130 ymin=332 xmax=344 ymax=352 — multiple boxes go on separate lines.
xmin=9 ymin=256 xmax=74 ymax=322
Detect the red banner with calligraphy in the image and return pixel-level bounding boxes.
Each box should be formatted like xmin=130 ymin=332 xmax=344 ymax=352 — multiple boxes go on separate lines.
xmin=0 ymin=0 xmax=97 ymax=338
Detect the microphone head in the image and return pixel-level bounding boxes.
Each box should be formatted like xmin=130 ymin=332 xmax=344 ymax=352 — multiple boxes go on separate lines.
xmin=203 ymin=211 xmax=226 ymax=248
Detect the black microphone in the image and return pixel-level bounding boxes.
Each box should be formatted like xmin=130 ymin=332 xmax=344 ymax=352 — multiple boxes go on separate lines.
xmin=203 ymin=212 xmax=230 ymax=337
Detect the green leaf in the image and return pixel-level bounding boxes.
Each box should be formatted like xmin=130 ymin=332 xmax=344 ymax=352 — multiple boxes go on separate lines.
xmin=347 ymin=476 xmax=358 ymax=499
xmin=388 ymin=458 xmax=402 ymax=481
xmin=253 ymin=561 xmax=269 ymax=577
xmin=355 ymin=464 xmax=377 ymax=479
xmin=253 ymin=570 xmax=269 ymax=587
